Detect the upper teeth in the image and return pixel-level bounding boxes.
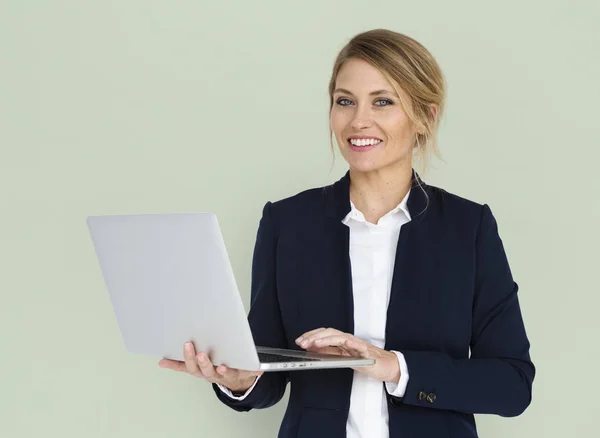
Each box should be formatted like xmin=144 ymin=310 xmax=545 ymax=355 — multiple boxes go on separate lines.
xmin=349 ymin=138 xmax=381 ymax=146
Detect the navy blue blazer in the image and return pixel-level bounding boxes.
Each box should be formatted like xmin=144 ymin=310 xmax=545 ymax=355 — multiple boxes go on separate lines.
xmin=213 ymin=170 xmax=535 ymax=438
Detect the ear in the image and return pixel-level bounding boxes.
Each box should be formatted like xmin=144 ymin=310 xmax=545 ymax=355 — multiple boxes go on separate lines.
xmin=429 ymin=104 xmax=439 ymax=123
xmin=415 ymin=105 xmax=438 ymax=135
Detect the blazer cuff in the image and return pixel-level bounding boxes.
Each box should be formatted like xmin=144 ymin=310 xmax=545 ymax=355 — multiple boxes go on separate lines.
xmin=217 ymin=375 xmax=261 ymax=400
xmin=385 ymin=350 xmax=409 ymax=398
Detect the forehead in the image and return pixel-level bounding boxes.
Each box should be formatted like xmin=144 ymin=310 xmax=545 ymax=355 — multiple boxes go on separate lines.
xmin=335 ymin=58 xmax=394 ymax=91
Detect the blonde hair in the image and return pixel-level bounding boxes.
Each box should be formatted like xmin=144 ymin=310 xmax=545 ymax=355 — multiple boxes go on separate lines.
xmin=328 ymin=29 xmax=447 ymax=176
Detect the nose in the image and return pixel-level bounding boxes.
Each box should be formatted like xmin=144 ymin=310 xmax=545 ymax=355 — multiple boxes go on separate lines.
xmin=350 ymin=105 xmax=373 ymax=130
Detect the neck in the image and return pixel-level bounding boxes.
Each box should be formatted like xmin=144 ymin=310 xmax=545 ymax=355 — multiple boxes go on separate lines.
xmin=349 ymin=164 xmax=413 ymax=224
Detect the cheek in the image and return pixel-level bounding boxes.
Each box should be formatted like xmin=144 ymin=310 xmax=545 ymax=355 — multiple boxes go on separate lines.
xmin=329 ymin=111 xmax=345 ymax=133
xmin=330 ymin=114 xmax=349 ymax=145
xmin=386 ymin=117 xmax=414 ymax=144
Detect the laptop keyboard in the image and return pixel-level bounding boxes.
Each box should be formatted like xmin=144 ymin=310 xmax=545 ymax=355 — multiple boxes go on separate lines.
xmin=258 ymin=352 xmax=321 ymax=363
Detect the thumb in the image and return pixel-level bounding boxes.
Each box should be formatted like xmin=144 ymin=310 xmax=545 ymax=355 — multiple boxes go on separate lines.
xmin=215 ymin=365 xmax=232 ymax=377
xmin=216 ymin=366 xmax=262 ymax=378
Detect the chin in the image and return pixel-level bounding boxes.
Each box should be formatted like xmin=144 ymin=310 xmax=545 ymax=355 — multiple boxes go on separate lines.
xmin=346 ymin=155 xmax=411 ymax=174
xmin=346 ymin=161 xmax=388 ymax=174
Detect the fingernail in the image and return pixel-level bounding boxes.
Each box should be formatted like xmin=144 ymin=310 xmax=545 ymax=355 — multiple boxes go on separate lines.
xmin=296 ymin=337 xmax=303 ymax=343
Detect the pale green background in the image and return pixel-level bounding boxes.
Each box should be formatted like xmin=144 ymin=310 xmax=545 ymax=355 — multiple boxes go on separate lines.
xmin=1 ymin=1 xmax=598 ymax=437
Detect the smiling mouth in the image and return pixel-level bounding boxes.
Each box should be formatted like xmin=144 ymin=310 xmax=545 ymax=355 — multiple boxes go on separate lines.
xmin=347 ymin=139 xmax=383 ymax=151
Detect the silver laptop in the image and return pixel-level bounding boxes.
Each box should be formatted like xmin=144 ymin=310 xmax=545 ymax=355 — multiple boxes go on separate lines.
xmin=86 ymin=212 xmax=375 ymax=372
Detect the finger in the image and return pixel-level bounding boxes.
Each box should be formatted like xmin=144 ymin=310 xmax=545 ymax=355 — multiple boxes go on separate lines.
xmin=215 ymin=365 xmax=258 ymax=392
xmin=313 ymin=335 xmax=351 ymax=348
xmin=296 ymin=327 xmax=327 ymax=345
xmin=196 ymin=351 xmax=217 ymax=379
xmin=313 ymin=336 xmax=361 ymax=357
xmin=184 ymin=342 xmax=202 ymax=375
xmin=215 ymin=364 xmax=229 ymax=376
xmin=304 ymin=345 xmax=347 ymax=356
xmin=305 ymin=332 xmax=350 ymax=349
xmin=297 ymin=328 xmax=341 ymax=347
xmin=158 ymin=359 xmax=188 ymax=372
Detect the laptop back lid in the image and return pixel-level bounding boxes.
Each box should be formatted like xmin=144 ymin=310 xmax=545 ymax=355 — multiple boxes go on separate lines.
xmin=87 ymin=212 xmax=260 ymax=370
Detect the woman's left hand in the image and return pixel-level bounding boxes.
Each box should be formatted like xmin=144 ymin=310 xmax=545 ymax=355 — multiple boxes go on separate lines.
xmin=295 ymin=327 xmax=400 ymax=384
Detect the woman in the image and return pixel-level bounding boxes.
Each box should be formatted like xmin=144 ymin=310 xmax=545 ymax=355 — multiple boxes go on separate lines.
xmin=159 ymin=29 xmax=535 ymax=438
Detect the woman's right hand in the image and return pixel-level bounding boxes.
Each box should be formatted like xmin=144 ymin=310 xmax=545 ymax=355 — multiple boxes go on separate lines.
xmin=158 ymin=341 xmax=263 ymax=393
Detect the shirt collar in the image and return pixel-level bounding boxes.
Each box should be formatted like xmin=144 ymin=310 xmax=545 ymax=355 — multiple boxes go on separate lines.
xmin=324 ymin=169 xmax=428 ymax=222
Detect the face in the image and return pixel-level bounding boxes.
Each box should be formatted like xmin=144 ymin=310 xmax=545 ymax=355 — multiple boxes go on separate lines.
xmin=330 ymin=58 xmax=419 ymax=174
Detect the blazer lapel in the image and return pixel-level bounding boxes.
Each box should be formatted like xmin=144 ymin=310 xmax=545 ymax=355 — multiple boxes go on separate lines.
xmin=323 ymin=171 xmax=354 ymax=336
xmin=384 ymin=170 xmax=431 ymax=350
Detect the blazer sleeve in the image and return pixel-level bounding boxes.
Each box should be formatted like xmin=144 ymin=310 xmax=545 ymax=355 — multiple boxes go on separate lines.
xmin=393 ymin=204 xmax=535 ymax=417
xmin=212 ymin=201 xmax=290 ymax=411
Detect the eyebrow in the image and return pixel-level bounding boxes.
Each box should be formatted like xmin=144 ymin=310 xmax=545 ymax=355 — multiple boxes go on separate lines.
xmin=333 ymin=88 xmax=398 ymax=97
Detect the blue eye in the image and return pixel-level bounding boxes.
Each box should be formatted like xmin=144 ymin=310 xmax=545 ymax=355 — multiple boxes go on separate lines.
xmin=335 ymin=98 xmax=393 ymax=107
